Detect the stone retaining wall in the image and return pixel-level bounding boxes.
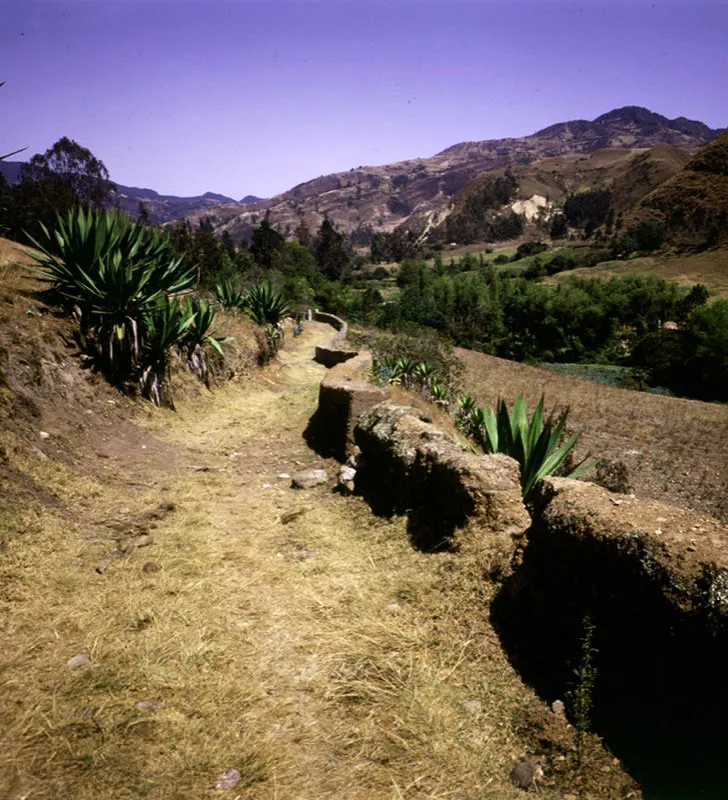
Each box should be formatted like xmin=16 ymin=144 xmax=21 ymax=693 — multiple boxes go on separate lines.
xmin=310 ymin=352 xmax=728 ymax=792
xmin=312 ymin=310 xmax=358 ymax=367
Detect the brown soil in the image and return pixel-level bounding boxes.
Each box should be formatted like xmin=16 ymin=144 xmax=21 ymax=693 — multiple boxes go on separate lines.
xmin=0 ymin=248 xmax=638 ymax=799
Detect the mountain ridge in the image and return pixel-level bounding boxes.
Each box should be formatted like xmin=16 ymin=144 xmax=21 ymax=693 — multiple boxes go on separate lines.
xmin=189 ymin=105 xmax=720 ymax=242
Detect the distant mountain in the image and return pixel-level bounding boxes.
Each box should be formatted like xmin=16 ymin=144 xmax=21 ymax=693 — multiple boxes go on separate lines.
xmin=435 ymin=143 xmax=694 ymax=243
xmin=629 ymin=130 xmax=728 ymax=247
xmin=185 ymin=106 xmax=720 ymax=243
xmin=0 ymin=161 xmax=262 ymax=224
xmin=111 ymin=184 xmax=266 ymax=224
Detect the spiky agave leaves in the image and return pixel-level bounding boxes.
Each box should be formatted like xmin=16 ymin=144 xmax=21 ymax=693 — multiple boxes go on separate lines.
xmin=243 ymin=282 xmax=292 ymax=327
xmin=182 ymin=298 xmax=234 ymax=385
xmin=25 ymin=208 xmax=193 ymax=312
xmin=463 ymin=395 xmax=594 ymax=502
xmin=215 ymin=280 xmax=247 ymax=311
xmin=24 ymin=207 xmax=196 ymax=388
xmin=139 ymin=298 xmax=195 ymax=406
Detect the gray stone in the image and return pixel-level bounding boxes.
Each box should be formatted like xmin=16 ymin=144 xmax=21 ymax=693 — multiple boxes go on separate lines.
xmin=339 ymin=465 xmax=356 ymax=483
xmin=551 ymin=699 xmax=565 ymax=715
xmin=67 ymin=654 xmax=91 ymax=670
xmin=291 ymin=469 xmax=328 ymax=489
xmin=39 ymin=431 xmax=50 ymax=440
xmin=214 ymin=768 xmax=241 ymax=790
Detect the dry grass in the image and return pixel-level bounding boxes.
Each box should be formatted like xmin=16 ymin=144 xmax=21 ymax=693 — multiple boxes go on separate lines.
xmin=3 ymin=318 xmax=607 ymax=800
xmin=456 ymin=347 xmax=728 ymax=523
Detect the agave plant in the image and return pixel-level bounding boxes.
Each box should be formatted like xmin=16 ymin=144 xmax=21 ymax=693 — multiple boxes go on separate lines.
xmin=243 ymin=282 xmax=292 ymax=327
xmin=215 ymin=280 xmax=247 ymax=311
xmin=429 ymin=379 xmax=450 ymax=408
xmin=414 ymin=361 xmax=436 ymax=387
xmin=181 ymin=297 xmax=234 ymax=384
xmin=464 ymin=395 xmax=594 ymax=501
xmin=24 ymin=207 xmax=195 ymax=382
xmin=139 ymin=298 xmax=195 ymax=405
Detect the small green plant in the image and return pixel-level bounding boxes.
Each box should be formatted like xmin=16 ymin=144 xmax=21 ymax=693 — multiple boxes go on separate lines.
xmin=458 ymin=394 xmax=594 ymax=501
xmin=566 ymin=615 xmax=599 ymax=768
xmin=215 ymin=279 xmax=247 ymax=311
xmin=243 ymin=282 xmax=292 ymax=327
xmin=181 ymin=298 xmax=234 ymax=385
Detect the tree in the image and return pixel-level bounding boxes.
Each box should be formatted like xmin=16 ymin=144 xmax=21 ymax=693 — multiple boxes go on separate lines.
xmin=220 ymin=230 xmax=236 ymax=260
xmin=250 ymin=212 xmax=285 ymax=270
xmin=194 ymin=217 xmax=224 ymax=287
xmin=21 ymin=136 xmax=113 ymax=209
xmin=137 ymin=200 xmax=152 ymax=227
xmin=314 ymin=218 xmax=351 ymax=281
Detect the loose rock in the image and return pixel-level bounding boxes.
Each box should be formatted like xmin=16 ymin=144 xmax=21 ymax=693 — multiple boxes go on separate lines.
xmin=291 ymin=469 xmax=328 ymax=489
xmin=462 ymin=699 xmax=482 ymax=713
xmin=510 ymin=758 xmax=543 ymax=790
xmin=214 ymin=768 xmax=241 ymax=790
xmin=142 ymin=561 xmax=162 ymax=573
xmin=551 ymin=699 xmax=565 ymax=715
xmin=67 ymin=654 xmax=91 ymax=670
xmin=39 ymin=431 xmax=51 ymax=440
xmin=339 ymin=465 xmax=356 ymax=483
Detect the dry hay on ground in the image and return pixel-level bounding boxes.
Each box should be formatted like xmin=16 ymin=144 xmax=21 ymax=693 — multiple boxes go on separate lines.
xmin=0 ymin=304 xmax=636 ymax=798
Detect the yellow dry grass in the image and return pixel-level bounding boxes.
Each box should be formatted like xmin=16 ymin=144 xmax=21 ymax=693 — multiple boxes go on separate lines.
xmin=1 ymin=321 xmax=573 ymax=799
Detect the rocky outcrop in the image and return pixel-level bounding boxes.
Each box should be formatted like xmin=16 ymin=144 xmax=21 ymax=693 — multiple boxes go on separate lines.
xmin=354 ymin=402 xmax=530 ymax=554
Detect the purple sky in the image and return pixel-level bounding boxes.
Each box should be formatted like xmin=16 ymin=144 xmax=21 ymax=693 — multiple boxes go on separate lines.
xmin=2 ymin=1 xmax=726 ymax=200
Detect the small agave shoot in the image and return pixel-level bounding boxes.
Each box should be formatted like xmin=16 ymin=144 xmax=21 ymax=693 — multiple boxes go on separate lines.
xmin=182 ymin=298 xmax=234 ymax=386
xmin=215 ymin=279 xmax=247 ymax=311
xmin=461 ymin=394 xmax=594 ymax=502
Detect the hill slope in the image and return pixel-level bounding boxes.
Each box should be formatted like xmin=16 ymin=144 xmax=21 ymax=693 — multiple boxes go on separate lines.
xmin=629 ymin=129 xmax=728 ymax=247
xmin=434 ymin=143 xmax=693 ymax=242
xmin=196 ymin=106 xmax=719 ymax=242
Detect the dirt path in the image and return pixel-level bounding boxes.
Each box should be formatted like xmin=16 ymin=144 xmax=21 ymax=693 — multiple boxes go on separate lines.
xmin=1 ymin=321 xmax=571 ymax=800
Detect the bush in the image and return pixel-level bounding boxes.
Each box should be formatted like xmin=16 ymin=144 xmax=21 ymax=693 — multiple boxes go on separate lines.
xmin=513 ymin=241 xmax=549 ymax=260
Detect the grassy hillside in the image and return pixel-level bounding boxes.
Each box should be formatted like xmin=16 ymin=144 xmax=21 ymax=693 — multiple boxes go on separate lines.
xmin=544 ymin=247 xmax=728 ymax=297
xmin=630 ymin=130 xmax=728 ymax=247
